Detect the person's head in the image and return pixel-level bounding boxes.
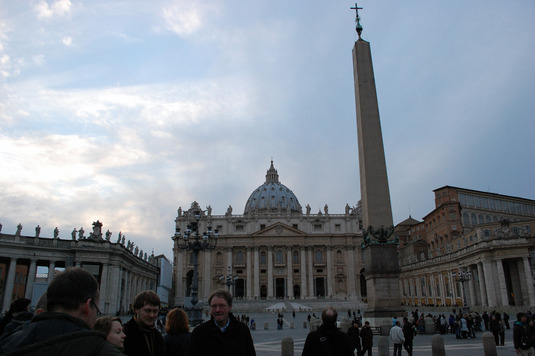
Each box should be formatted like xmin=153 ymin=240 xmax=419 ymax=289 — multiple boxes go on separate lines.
xmin=321 ymin=307 xmax=338 ymax=326
xmin=403 ymin=317 xmax=408 ymax=323
xmin=46 ymin=267 xmax=100 ymax=327
xmin=352 ymin=320 xmax=359 ymax=328
xmin=12 ymin=298 xmax=31 ymax=314
xmin=208 ymin=289 xmax=233 ymax=327
xmin=517 ymin=312 xmax=527 ymax=322
xmin=35 ymin=293 xmax=47 ymax=314
xmin=395 ymin=321 xmax=401 ymax=326
xmin=364 ymin=321 xmax=370 ymax=328
xmin=166 ymin=308 xmax=190 ymax=334
xmin=133 ymin=290 xmax=160 ymax=328
xmin=94 ymin=316 xmax=125 ymax=348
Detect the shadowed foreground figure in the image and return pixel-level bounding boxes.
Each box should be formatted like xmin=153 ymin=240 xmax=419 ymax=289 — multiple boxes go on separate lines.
xmin=302 ymin=307 xmax=353 ymax=356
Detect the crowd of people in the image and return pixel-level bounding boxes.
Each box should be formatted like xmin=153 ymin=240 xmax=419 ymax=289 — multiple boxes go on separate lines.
xmin=0 ymin=268 xmax=256 ymax=356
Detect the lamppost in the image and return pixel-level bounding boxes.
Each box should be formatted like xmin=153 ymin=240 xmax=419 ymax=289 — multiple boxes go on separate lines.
xmin=174 ymin=209 xmax=218 ymax=325
xmin=452 ymin=268 xmax=472 ymax=314
xmin=218 ymin=266 xmax=239 ymax=293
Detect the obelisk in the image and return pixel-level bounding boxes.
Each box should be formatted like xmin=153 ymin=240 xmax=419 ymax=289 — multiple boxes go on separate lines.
xmin=350 ymin=3 xmax=404 ymax=324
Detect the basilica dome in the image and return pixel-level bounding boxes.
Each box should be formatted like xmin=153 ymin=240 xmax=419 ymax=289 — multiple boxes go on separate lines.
xmin=244 ymin=161 xmax=302 ymax=215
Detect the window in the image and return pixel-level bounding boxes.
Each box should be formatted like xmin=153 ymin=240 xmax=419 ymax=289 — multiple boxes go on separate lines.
xmin=335 ymin=224 xmax=341 ymax=231
xmin=260 ymin=251 xmax=267 ymax=265
xmin=275 ymin=250 xmax=284 ymax=264
xmin=260 ymin=224 xmax=266 ymax=230
xmin=315 ymin=250 xmax=323 ymax=263
xmin=293 ymin=251 xmax=299 ymax=265
xmin=235 ymin=225 xmax=244 ymax=232
xmin=292 ymin=224 xmax=298 ymax=229
xmin=236 ymin=250 xmax=244 ymax=265
xmin=313 ymin=224 xmax=322 ymax=230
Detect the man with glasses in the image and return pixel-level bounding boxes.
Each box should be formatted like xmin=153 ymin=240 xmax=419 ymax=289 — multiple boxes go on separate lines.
xmin=123 ymin=290 xmax=164 ymax=356
xmin=189 ymin=289 xmax=256 ymax=356
xmin=0 ymin=267 xmax=122 ymax=355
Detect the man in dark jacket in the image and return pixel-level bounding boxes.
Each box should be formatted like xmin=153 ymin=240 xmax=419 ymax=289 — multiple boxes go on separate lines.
xmin=188 ymin=289 xmax=255 ymax=356
xmin=513 ymin=312 xmax=532 ymax=356
xmin=124 ymin=290 xmax=164 ymax=356
xmin=360 ymin=321 xmax=373 ymax=356
xmin=402 ymin=317 xmax=414 ymax=356
xmin=302 ymin=307 xmax=353 ymax=356
xmin=347 ymin=320 xmax=362 ymax=356
xmin=0 ymin=267 xmax=122 ymax=356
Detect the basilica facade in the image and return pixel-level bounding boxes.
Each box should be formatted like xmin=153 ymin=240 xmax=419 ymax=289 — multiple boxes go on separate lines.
xmin=172 ymin=161 xmax=366 ymax=306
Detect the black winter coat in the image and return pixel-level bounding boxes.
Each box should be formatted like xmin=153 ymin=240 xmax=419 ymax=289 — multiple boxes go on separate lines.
xmin=123 ymin=317 xmax=164 ymax=356
xmin=0 ymin=311 xmax=122 ymax=356
xmin=302 ymin=323 xmax=353 ymax=356
xmin=163 ymin=331 xmax=191 ymax=356
xmin=188 ymin=313 xmax=255 ymax=356
xmin=360 ymin=325 xmax=374 ymax=348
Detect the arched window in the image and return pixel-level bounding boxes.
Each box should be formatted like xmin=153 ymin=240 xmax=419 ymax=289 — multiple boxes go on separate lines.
xmin=260 ymin=251 xmax=267 ymax=265
xmin=471 ymin=213 xmax=477 ymax=225
xmin=463 ymin=212 xmax=470 ymax=225
xmin=478 ymin=214 xmax=484 ymax=224
xmin=293 ymin=251 xmax=299 ymax=265
xmin=216 ymin=252 xmax=222 ymax=265
xmin=236 ymin=250 xmax=244 ymax=265
xmin=336 ymin=250 xmax=343 ymax=262
xmin=485 ymin=215 xmax=492 ymax=223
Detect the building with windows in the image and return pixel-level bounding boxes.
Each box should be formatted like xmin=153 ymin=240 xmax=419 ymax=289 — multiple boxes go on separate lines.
xmin=397 ymin=186 xmax=535 ymax=308
xmin=172 ymin=161 xmax=366 ymax=306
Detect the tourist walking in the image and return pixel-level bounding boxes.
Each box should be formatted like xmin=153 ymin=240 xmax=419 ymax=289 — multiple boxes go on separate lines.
xmin=389 ymin=321 xmax=405 ymax=356
xmin=402 ymin=317 xmax=414 ymax=356
xmin=360 ymin=321 xmax=373 ymax=356
xmin=302 ymin=307 xmax=352 ymax=356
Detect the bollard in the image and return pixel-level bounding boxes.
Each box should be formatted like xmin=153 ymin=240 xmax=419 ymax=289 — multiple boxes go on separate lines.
xmin=290 ymin=321 xmax=294 ymax=329
xmin=303 ymin=321 xmax=308 ymax=329
xmin=482 ymin=332 xmax=498 ymax=356
xmin=378 ymin=336 xmax=389 ymax=356
xmin=431 ymin=334 xmax=445 ymax=356
xmin=264 ymin=322 xmax=269 ymax=330
xmin=425 ymin=318 xmax=436 ymax=335
xmin=251 ymin=322 xmax=256 ymax=330
xmin=281 ymin=337 xmax=294 ymax=356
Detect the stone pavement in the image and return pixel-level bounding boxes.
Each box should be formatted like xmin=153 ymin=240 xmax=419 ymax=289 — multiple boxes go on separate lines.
xmin=243 ymin=311 xmax=518 ymax=356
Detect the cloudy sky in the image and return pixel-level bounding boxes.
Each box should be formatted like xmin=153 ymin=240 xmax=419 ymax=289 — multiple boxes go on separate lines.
xmin=1 ymin=0 xmax=534 ymax=259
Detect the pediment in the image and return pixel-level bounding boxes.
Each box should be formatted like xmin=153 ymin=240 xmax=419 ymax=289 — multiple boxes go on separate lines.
xmin=251 ymin=222 xmax=305 ymax=237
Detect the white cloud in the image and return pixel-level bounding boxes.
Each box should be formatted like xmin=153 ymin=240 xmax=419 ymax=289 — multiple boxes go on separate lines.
xmin=35 ymin=0 xmax=72 ymax=19
xmin=62 ymin=36 xmax=72 ymax=46
xmin=162 ymin=0 xmax=216 ymax=36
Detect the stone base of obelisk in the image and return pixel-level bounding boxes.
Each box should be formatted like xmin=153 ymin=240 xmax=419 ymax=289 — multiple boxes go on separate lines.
xmin=362 ymin=244 xmax=406 ymax=330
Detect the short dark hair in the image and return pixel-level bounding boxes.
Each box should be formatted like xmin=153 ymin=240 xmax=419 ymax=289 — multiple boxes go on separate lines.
xmin=166 ymin=308 xmax=189 ymax=334
xmin=208 ymin=289 xmax=233 ymax=307
xmin=517 ymin=312 xmax=527 ymax=320
xmin=47 ymin=267 xmax=99 ymax=312
xmin=133 ymin=290 xmax=160 ymax=310
xmin=93 ymin=316 xmax=122 ymax=335
xmin=321 ymin=307 xmax=338 ymax=325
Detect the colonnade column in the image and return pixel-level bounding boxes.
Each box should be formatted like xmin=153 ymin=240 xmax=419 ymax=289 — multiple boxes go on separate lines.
xmin=307 ymin=247 xmax=314 ymax=298
xmin=246 ymin=248 xmax=252 ymax=299
xmin=2 ymin=258 xmax=18 ymax=312
xmin=482 ymin=260 xmax=497 ymax=306
xmin=25 ymin=259 xmax=37 ymax=300
xmin=286 ymin=250 xmax=293 ymax=299
xmin=122 ymin=270 xmax=130 ymax=314
xmin=300 ymin=247 xmax=307 ymax=299
xmin=47 ymin=261 xmax=55 ymax=283
xmin=346 ymin=247 xmax=356 ymax=299
xmin=438 ymin=273 xmax=445 ymax=306
xmin=99 ymin=263 xmax=109 ymax=313
xmin=495 ymin=260 xmax=509 ymax=306
xmin=476 ymin=263 xmax=488 ymax=306
xmin=267 ymin=248 xmax=273 ymax=298
xmin=467 ymin=267 xmax=476 ymax=307
xmin=522 ymin=257 xmax=535 ymax=306
xmin=253 ymin=248 xmax=260 ymax=299
xmin=326 ymin=247 xmax=334 ymax=297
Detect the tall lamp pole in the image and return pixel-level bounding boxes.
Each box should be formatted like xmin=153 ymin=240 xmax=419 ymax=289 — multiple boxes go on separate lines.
xmin=453 ymin=269 xmax=472 ymax=314
xmin=218 ymin=265 xmax=239 ymax=293
xmin=174 ymin=209 xmax=218 ymax=325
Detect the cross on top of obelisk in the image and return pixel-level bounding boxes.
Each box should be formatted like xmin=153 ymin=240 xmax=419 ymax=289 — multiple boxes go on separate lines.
xmin=350 ymin=2 xmax=363 ymax=38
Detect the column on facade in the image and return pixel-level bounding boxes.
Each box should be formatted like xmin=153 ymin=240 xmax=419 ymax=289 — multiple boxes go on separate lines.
xmin=286 ymin=249 xmax=293 ymax=299
xmin=99 ymin=263 xmax=109 ymax=313
xmin=467 ymin=266 xmax=476 ymax=307
xmin=300 ymin=247 xmax=307 ymax=299
xmin=25 ymin=259 xmax=37 ymax=300
xmin=346 ymin=246 xmax=356 ymax=299
xmin=203 ymin=250 xmax=212 ymax=299
xmin=47 ymin=260 xmax=56 ymax=283
xmin=254 ymin=247 xmax=260 ymax=299
xmin=246 ymin=248 xmax=252 ymax=299
xmin=521 ymin=257 xmax=535 ymax=306
xmin=476 ymin=263 xmax=488 ymax=306
xmin=175 ymin=250 xmax=184 ymax=305
xmin=326 ymin=247 xmax=334 ymax=297
xmin=438 ymin=272 xmax=445 ymax=306
xmin=122 ymin=270 xmax=130 ymax=314
xmin=307 ymin=247 xmax=314 ymax=297
xmin=430 ymin=273 xmax=437 ymax=305
xmin=482 ymin=260 xmax=497 ymax=307
xmin=107 ymin=264 xmax=121 ymax=314
xmin=495 ymin=260 xmax=509 ymax=306
xmin=2 ymin=258 xmax=18 ymax=312
xmin=267 ymin=247 xmax=273 ymax=298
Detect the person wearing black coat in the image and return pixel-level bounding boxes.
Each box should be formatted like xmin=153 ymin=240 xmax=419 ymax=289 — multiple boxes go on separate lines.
xmin=302 ymin=307 xmax=353 ymax=356
xmin=346 ymin=320 xmax=362 ymax=356
xmin=402 ymin=317 xmax=414 ymax=356
xmin=360 ymin=321 xmax=373 ymax=356
xmin=163 ymin=308 xmax=191 ymax=356
xmin=188 ymin=289 xmax=255 ymax=356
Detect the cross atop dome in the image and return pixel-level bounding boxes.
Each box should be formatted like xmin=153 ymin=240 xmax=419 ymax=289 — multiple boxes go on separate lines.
xmin=350 ymin=2 xmax=364 ymax=38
